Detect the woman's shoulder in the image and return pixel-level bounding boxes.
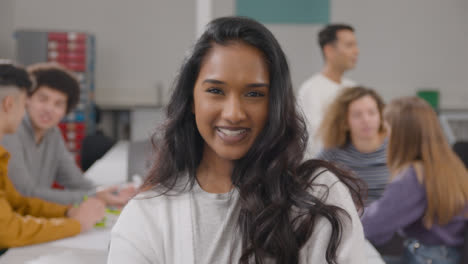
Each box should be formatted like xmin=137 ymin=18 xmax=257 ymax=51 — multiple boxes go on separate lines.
xmin=309 ymin=168 xmax=341 ymax=188
xmin=109 ymin=188 xmax=190 ymax=263
xmin=307 ymin=168 xmax=354 ymax=206
xmin=125 ymin=175 xmax=193 ymax=210
xmin=301 ymin=168 xmax=367 ymax=262
xmin=127 ymin=186 xmax=191 ymax=213
xmin=113 ymin=184 xmax=192 ymax=230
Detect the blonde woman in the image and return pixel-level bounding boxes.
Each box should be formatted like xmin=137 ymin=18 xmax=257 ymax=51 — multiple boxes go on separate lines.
xmin=317 ymin=86 xmax=389 ymax=205
xmin=361 ymin=97 xmax=468 ymax=264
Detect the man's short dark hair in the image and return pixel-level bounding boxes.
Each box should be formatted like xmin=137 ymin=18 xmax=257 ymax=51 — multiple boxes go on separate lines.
xmin=30 ymin=66 xmax=80 ymax=114
xmin=318 ymin=24 xmax=354 ymax=50
xmin=0 ymin=63 xmax=33 ymax=93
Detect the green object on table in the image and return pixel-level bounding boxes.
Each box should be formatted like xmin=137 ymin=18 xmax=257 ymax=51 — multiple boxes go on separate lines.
xmin=75 ymin=195 xmax=121 ymax=228
xmin=417 ymin=90 xmax=439 ymax=110
xmin=95 ymin=216 xmax=107 ymax=228
xmin=106 ymin=208 xmax=121 ymax=215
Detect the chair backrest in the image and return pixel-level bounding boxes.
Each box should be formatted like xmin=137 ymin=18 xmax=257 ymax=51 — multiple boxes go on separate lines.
xmin=453 ymin=141 xmax=468 ymax=169
xmin=81 ymin=131 xmax=116 ymax=171
xmin=460 ymin=222 xmax=468 ymax=264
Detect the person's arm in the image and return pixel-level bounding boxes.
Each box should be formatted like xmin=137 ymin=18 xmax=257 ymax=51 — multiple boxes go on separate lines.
xmin=4 ymin=134 xmax=90 ymax=205
xmin=1 ymin=180 xmax=106 ymax=248
xmin=108 ymin=234 xmax=155 ymax=264
xmin=360 ymin=167 xmax=426 ymax=246
xmin=108 ymin=199 xmax=159 ymax=264
xmin=0 ymin=187 xmax=81 ymax=248
xmin=54 ymin=130 xmax=95 ymax=191
xmin=303 ymin=170 xmax=367 ymax=263
xmin=55 ymin=130 xmax=138 ymax=207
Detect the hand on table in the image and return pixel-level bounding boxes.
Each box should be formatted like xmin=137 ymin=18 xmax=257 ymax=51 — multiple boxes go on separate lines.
xmin=67 ymin=197 xmax=106 ymax=232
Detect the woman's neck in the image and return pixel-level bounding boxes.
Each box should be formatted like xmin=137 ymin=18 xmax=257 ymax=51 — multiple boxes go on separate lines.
xmin=351 ymin=133 xmax=385 ymax=153
xmin=196 ymin=148 xmax=234 ymax=194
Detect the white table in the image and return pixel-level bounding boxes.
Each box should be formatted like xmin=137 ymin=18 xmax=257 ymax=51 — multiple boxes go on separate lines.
xmin=0 ymin=228 xmax=111 ymax=264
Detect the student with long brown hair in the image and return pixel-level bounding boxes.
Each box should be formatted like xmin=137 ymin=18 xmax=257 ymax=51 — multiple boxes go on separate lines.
xmin=361 ymin=97 xmax=468 ymax=264
xmin=317 ymin=86 xmax=389 ymax=205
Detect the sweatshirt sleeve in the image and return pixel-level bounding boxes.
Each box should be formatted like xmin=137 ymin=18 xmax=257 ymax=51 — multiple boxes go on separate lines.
xmin=108 ymin=199 xmax=158 ymax=264
xmin=0 ymin=175 xmax=81 ymax=248
xmin=360 ymin=167 xmax=426 ymax=245
xmin=0 ymin=197 xmax=81 ymax=248
xmin=54 ymin=131 xmax=95 ymax=191
xmin=4 ymin=132 xmax=91 ymax=205
xmin=301 ymin=170 xmax=367 ymax=263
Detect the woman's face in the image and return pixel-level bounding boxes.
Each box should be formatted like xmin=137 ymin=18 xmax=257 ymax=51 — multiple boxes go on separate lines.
xmin=347 ymin=95 xmax=381 ymax=141
xmin=192 ymin=42 xmax=269 ymax=162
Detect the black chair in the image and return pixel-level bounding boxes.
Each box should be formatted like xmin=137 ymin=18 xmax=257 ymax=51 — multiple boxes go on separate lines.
xmin=81 ymin=130 xmax=115 ymax=171
xmin=80 ymin=104 xmax=116 ymax=171
xmin=460 ymin=222 xmax=468 ymax=264
xmin=452 ymin=142 xmax=468 ymax=264
xmin=454 ymin=141 xmax=468 ymax=169
xmin=375 ymin=233 xmax=405 ymax=259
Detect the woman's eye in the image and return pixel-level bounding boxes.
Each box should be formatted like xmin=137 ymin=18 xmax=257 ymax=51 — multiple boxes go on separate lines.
xmin=206 ymin=88 xmax=223 ymax=95
xmin=246 ymin=91 xmax=265 ymax=97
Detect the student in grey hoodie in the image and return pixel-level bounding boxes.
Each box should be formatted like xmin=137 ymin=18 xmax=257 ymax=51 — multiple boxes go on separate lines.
xmin=2 ymin=63 xmax=135 ymax=206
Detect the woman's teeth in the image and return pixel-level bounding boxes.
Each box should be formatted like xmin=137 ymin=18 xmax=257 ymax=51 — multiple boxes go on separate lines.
xmin=217 ymin=128 xmax=246 ymax=136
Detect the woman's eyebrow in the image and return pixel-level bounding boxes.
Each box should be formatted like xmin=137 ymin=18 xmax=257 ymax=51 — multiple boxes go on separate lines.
xmin=202 ymin=79 xmax=225 ymax=85
xmin=203 ymin=79 xmax=269 ymax=88
xmin=246 ymin=83 xmax=269 ymax=88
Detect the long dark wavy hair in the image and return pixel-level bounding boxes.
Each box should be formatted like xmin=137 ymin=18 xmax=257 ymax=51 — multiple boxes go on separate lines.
xmin=141 ymin=16 xmax=363 ymax=264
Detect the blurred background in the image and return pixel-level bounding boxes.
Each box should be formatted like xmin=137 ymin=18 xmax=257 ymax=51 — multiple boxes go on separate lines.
xmin=0 ymin=0 xmax=467 ymax=144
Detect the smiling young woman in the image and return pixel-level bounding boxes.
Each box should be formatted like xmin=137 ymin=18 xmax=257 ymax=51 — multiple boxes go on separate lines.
xmin=108 ymin=17 xmax=366 ymax=264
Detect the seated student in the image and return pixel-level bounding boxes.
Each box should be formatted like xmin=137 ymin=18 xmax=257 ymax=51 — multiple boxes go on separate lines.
xmin=361 ymin=97 xmax=468 ymax=264
xmin=108 ymin=17 xmax=367 ymax=264
xmin=0 ymin=63 xmax=105 ymax=253
xmin=317 ymin=86 xmax=389 ymax=205
xmin=1 ymin=63 xmax=135 ymax=206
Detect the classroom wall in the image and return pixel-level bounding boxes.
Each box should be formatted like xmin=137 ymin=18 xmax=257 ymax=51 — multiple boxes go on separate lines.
xmin=215 ymin=0 xmax=468 ymax=109
xmin=0 ymin=0 xmax=15 ymax=60
xmin=130 ymin=107 xmax=165 ymax=141
xmin=334 ymin=0 xmax=468 ymax=109
xmin=1 ymin=0 xmax=467 ymax=109
xmin=9 ymin=0 xmax=196 ymax=108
